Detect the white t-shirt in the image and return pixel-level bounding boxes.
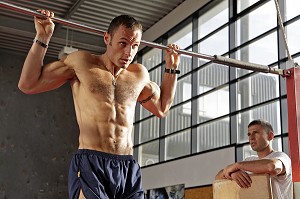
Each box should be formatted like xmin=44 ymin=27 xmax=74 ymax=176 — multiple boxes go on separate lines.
xmin=244 ymin=151 xmax=293 ymax=199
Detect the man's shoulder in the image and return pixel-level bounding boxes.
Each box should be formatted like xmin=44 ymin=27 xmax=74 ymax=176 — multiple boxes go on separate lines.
xmin=67 ymin=50 xmax=93 ymax=59
xmin=129 ymin=63 xmax=145 ymax=69
xmin=64 ymin=50 xmax=96 ymax=65
xmin=269 ymin=151 xmax=290 ymax=160
xmin=244 ymin=155 xmax=259 ymax=161
xmin=128 ymin=63 xmax=149 ymax=74
xmin=270 ymin=151 xmax=292 ymax=178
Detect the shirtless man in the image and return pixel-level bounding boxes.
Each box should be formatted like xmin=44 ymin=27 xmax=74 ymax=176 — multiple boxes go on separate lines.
xmin=18 ymin=10 xmax=180 ymax=199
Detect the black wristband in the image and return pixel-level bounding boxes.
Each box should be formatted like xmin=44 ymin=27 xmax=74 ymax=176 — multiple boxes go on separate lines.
xmin=165 ymin=68 xmax=180 ymax=74
xmin=33 ymin=39 xmax=48 ymax=48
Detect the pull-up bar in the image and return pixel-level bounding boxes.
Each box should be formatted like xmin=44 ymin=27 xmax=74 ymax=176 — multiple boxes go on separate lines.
xmin=0 ymin=1 xmax=288 ymax=76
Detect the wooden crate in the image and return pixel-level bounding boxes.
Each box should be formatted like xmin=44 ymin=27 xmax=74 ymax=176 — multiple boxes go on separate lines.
xmin=213 ymin=174 xmax=272 ymax=199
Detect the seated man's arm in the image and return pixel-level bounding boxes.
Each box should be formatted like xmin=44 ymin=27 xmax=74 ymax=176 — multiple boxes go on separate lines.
xmin=215 ymin=169 xmax=226 ymax=180
xmin=215 ymin=168 xmax=252 ymax=188
xmin=223 ymin=158 xmax=285 ymax=179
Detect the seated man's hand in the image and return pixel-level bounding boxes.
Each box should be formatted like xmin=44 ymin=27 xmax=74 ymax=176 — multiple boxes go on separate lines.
xmin=231 ymin=170 xmax=252 ymax=189
xmin=223 ymin=163 xmax=239 ymax=179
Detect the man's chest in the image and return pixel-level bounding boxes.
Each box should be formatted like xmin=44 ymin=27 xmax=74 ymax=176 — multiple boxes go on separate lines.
xmin=81 ymin=68 xmax=144 ymax=103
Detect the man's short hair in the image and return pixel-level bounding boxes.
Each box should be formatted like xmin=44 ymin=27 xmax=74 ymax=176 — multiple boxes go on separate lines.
xmin=107 ymin=15 xmax=143 ymax=37
xmin=248 ymin=119 xmax=274 ymax=133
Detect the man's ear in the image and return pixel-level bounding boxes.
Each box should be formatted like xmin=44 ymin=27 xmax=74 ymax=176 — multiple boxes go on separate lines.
xmin=104 ymin=32 xmax=110 ymax=45
xmin=268 ymin=131 xmax=275 ymax=141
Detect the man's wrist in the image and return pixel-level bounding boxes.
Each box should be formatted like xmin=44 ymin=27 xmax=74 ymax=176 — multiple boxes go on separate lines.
xmin=165 ymin=63 xmax=180 ymax=74
xmin=33 ymin=38 xmax=48 ymax=48
xmin=166 ymin=63 xmax=179 ymax=69
xmin=35 ymin=34 xmax=51 ymax=43
xmin=165 ymin=68 xmax=180 ymax=74
xmin=235 ymin=162 xmax=241 ymax=170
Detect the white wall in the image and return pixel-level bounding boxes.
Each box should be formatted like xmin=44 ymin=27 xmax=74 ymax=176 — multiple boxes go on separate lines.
xmin=142 ymin=147 xmax=235 ymax=190
xmin=142 ymin=0 xmax=210 ymax=43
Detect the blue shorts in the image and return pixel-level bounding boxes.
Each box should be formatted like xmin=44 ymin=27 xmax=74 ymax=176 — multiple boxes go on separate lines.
xmin=68 ymin=149 xmax=145 ymax=199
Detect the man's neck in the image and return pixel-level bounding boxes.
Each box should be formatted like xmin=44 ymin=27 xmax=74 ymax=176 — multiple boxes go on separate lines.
xmin=257 ymin=147 xmax=274 ymax=159
xmin=100 ymin=54 xmax=123 ymax=76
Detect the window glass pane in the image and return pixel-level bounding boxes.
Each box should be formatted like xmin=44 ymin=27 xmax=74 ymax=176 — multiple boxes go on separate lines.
xmin=236 ymin=144 xmax=254 ymax=162
xmin=198 ymin=86 xmax=229 ymax=123
xmin=287 ymin=20 xmax=300 ymax=55
xmin=197 ymin=58 xmax=210 ymax=67
xmin=237 ymin=101 xmax=281 ymax=143
xmin=272 ymin=137 xmax=283 ymax=152
xmin=168 ymin=23 xmax=192 ymax=49
xmin=142 ymin=48 xmax=162 ymax=70
xmin=173 ymin=74 xmax=192 ymax=106
xmin=198 ymin=0 xmax=228 ymax=39
xmin=236 ymin=32 xmax=278 ymax=78
xmin=165 ymin=130 xmax=191 ymax=161
xmin=197 ymin=117 xmax=230 ymax=152
xmin=236 ymin=1 xmax=277 ymax=46
xmin=237 ymin=137 xmax=283 ymax=162
xmin=179 ymin=51 xmax=192 ymax=76
xmin=295 ymin=56 xmax=300 ymax=64
xmin=138 ymin=140 xmax=159 ymax=167
xmin=283 ymin=136 xmax=290 ymax=156
xmin=165 ymin=103 xmax=191 ymax=135
xmin=237 ymin=0 xmax=259 ymax=13
xmin=139 ymin=117 xmax=160 ymax=143
xmin=197 ymin=63 xmax=229 ymax=95
xmin=132 ymin=124 xmax=135 ymax=144
xmin=140 ymin=103 xmax=151 ymax=119
xmin=149 ymin=66 xmax=162 ymax=85
xmin=199 ymin=27 xmax=229 ymax=56
xmin=236 ymin=73 xmax=279 ymax=110
xmin=286 ymin=0 xmax=300 ymax=20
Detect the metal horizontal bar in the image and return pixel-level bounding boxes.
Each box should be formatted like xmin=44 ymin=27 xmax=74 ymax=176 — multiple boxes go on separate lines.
xmin=0 ymin=0 xmax=286 ymax=76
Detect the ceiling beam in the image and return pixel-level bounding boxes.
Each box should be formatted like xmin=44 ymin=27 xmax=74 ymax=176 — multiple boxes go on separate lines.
xmin=55 ymin=0 xmax=87 ymax=33
xmin=65 ymin=0 xmax=87 ymax=19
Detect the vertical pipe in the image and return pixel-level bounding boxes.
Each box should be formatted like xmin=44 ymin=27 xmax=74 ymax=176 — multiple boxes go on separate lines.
xmin=286 ymin=67 xmax=300 ymax=182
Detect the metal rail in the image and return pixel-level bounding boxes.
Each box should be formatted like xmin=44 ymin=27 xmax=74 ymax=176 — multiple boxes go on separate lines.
xmin=0 ymin=0 xmax=287 ymax=76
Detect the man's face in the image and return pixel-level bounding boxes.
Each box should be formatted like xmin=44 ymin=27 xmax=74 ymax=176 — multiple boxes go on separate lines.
xmin=248 ymin=124 xmax=271 ymax=152
xmin=105 ymin=25 xmax=142 ymax=69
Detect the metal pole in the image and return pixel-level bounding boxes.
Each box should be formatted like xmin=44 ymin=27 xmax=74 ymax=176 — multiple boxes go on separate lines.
xmin=286 ymin=67 xmax=300 ymax=184
xmin=0 ymin=0 xmax=286 ymax=76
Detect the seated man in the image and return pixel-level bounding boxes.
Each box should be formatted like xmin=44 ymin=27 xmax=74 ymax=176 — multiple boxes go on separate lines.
xmin=215 ymin=119 xmax=293 ymax=199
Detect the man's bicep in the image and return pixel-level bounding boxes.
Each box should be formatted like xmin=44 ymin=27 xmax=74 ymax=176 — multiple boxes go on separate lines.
xmin=32 ymin=60 xmax=74 ymax=93
xmin=43 ymin=57 xmax=74 ymax=77
xmin=137 ymin=81 xmax=162 ymax=116
xmin=138 ymin=81 xmax=159 ymax=103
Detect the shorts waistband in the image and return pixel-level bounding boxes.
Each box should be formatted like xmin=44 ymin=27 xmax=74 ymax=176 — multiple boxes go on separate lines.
xmin=76 ymin=149 xmax=134 ymax=161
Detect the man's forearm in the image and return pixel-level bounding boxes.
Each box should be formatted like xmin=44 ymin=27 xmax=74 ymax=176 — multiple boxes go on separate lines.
xmin=215 ymin=169 xmax=226 ymax=180
xmin=159 ymin=72 xmax=178 ymax=113
xmin=237 ymin=159 xmax=282 ymax=176
xmin=19 ymin=36 xmax=50 ymax=91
